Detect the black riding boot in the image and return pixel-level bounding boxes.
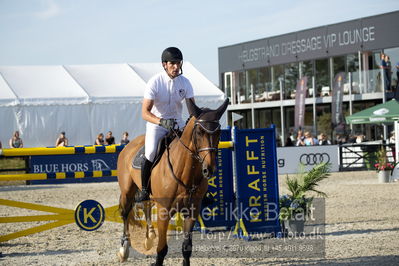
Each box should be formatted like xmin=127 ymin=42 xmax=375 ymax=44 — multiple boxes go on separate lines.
xmin=136 ymin=158 xmax=153 ymax=202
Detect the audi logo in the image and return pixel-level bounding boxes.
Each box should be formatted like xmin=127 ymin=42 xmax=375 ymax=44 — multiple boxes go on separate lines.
xmin=299 ymin=153 xmax=330 ymax=165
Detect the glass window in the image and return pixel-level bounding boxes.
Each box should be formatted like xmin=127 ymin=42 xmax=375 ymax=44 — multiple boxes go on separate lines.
xmin=257 ymin=67 xmax=271 ymax=102
xmin=316 ymin=104 xmax=332 ymax=138
xmin=332 ymin=56 xmax=346 ymax=78
xmin=284 ymin=63 xmax=299 ymax=100
xmin=384 ymin=47 xmax=399 ymax=92
xmin=271 ymin=65 xmax=284 ymax=100
xmin=228 ymin=109 xmax=252 ymax=129
xmin=300 ymin=60 xmax=315 ymax=97
xmin=255 ymin=108 xmax=272 ymax=128
xmin=315 ymin=58 xmax=330 ymax=97
xmin=246 ymin=69 xmax=257 ymax=103
xmin=238 ymin=71 xmax=247 ymax=103
xmin=346 ymin=53 xmax=360 ymax=94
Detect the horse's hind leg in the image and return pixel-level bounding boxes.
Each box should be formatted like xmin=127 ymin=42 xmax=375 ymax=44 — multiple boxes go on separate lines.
xmin=182 ymin=217 xmax=196 ymax=266
xmin=117 ymin=184 xmax=136 ymax=262
xmin=144 ymin=201 xmax=156 ymax=250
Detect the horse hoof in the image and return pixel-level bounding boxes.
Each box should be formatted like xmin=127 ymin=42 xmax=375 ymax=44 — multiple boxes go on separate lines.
xmin=148 ymin=230 xmax=156 ymax=240
xmin=117 ymin=241 xmax=130 ymax=262
xmin=144 ymin=237 xmax=154 ymax=250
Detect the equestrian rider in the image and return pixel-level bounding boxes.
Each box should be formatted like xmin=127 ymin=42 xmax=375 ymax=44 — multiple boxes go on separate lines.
xmin=136 ymin=47 xmax=195 ymax=202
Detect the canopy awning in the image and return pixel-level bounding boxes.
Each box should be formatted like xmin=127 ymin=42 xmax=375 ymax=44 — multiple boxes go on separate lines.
xmin=345 ymin=99 xmax=399 ymax=124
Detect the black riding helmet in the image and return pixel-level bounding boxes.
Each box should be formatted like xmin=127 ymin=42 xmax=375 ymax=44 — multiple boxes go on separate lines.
xmin=161 ymin=47 xmax=183 ymax=63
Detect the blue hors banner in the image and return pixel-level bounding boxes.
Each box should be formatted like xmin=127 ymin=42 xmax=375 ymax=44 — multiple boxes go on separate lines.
xmin=29 ymin=153 xmax=119 ymax=184
xmin=201 ymin=129 xmax=235 ymax=228
xmin=234 ymin=127 xmax=280 ymax=235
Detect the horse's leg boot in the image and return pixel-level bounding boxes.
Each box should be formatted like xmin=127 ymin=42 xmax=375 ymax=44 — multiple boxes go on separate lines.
xmin=136 ymin=158 xmax=153 ymax=202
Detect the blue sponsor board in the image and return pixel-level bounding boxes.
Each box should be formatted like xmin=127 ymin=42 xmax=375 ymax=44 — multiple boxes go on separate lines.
xmin=234 ymin=126 xmax=280 ymax=235
xmin=28 ymin=153 xmax=119 ymax=184
xmin=201 ymin=129 xmax=235 ymax=228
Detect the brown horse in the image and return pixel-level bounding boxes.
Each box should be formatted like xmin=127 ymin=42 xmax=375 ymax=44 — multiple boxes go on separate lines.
xmin=117 ymin=98 xmax=228 ymax=265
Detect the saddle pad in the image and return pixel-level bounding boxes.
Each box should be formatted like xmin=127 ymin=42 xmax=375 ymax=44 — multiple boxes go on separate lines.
xmin=132 ymin=145 xmax=145 ymax=169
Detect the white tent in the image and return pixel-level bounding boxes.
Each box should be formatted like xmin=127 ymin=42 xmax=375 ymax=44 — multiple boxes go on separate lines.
xmin=0 ymin=62 xmax=225 ymax=147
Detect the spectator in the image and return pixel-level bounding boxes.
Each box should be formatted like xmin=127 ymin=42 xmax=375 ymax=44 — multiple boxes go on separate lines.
xmin=105 ymin=131 xmax=115 ymax=145
xmin=385 ymin=55 xmax=392 ymax=91
xmin=319 ymin=133 xmax=331 ymax=145
xmin=55 ymin=131 xmax=69 ymax=147
xmin=95 ymin=133 xmax=105 ymax=145
xmin=9 ymin=131 xmax=23 ymax=148
xmin=303 ymin=131 xmax=315 ymax=146
xmin=120 ymin=132 xmax=130 ymax=145
xmin=296 ymin=130 xmax=305 ymax=146
xmin=285 ymin=137 xmax=294 ymax=146
xmin=0 ymin=140 xmax=2 ymax=149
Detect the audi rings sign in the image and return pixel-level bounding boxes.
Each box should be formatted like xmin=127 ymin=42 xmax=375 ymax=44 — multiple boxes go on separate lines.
xmin=277 ymin=145 xmax=339 ymax=174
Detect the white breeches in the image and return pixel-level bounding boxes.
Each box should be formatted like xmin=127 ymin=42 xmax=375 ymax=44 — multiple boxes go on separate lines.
xmin=144 ymin=123 xmax=169 ymax=162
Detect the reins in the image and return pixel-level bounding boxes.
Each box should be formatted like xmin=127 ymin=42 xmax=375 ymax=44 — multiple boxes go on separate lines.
xmin=164 ymin=118 xmax=220 ymax=202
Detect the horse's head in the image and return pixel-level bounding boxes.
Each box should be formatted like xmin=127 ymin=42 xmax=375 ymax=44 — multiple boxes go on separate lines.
xmin=186 ymin=98 xmax=229 ymax=178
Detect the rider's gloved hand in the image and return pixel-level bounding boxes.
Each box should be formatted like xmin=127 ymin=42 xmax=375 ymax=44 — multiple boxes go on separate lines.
xmin=159 ymin=118 xmax=176 ymax=131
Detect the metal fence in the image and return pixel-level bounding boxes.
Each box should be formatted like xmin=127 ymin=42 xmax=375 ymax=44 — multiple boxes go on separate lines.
xmin=339 ymin=143 xmax=396 ymax=171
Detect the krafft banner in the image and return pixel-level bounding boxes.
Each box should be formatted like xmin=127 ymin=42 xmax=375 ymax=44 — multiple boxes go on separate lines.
xmin=201 ymin=129 xmax=235 ymax=228
xmin=234 ymin=127 xmax=280 ymax=234
xmin=29 ymin=153 xmax=119 ymax=184
xmin=294 ymin=76 xmax=308 ymax=130
xmin=331 ymin=72 xmax=346 ymax=128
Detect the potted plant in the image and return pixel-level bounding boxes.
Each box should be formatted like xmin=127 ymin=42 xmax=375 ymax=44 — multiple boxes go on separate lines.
xmin=279 ymin=162 xmax=331 ymax=234
xmin=374 ymin=147 xmax=398 ymax=183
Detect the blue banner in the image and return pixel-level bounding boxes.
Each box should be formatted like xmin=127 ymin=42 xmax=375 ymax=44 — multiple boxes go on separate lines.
xmin=201 ymin=129 xmax=235 ymax=228
xmin=234 ymin=126 xmax=280 ymax=234
xmin=29 ymin=153 xmax=119 ymax=184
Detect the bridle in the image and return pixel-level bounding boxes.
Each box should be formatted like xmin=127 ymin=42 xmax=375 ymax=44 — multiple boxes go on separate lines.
xmin=165 ymin=118 xmax=221 ymax=199
xmin=171 ymin=119 xmax=220 ymax=167
xmin=165 ymin=117 xmax=221 ymax=205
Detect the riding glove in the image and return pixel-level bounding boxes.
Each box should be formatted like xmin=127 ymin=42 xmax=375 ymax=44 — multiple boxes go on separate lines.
xmin=159 ymin=118 xmax=176 ymax=131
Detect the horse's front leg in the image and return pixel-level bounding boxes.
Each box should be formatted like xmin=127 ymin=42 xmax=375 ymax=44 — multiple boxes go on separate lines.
xmin=152 ymin=204 xmax=171 ymax=266
xmin=182 ymin=217 xmax=196 ymax=266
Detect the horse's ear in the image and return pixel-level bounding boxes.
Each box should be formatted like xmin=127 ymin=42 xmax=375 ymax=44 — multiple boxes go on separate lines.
xmin=216 ymin=98 xmax=229 ymax=120
xmin=186 ymin=98 xmax=202 ymax=118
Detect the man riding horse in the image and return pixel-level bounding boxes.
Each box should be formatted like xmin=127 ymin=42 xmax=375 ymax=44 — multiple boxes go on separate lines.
xmin=136 ymin=47 xmax=195 ymax=202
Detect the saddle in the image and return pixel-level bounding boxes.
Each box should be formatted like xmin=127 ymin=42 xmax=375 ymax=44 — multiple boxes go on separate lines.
xmin=132 ymin=132 xmax=178 ymax=170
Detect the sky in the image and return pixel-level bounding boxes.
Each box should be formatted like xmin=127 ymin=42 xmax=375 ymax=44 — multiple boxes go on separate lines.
xmin=1 ymin=0 xmax=399 ymax=85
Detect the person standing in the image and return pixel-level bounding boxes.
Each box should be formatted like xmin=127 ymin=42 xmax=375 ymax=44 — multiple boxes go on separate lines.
xmin=385 ymin=55 xmax=392 ymax=91
xmin=55 ymin=131 xmax=69 ymax=147
xmin=9 ymin=131 xmax=23 ymax=148
xmin=380 ymin=53 xmax=389 ymax=92
xmin=136 ymin=47 xmax=195 ymax=202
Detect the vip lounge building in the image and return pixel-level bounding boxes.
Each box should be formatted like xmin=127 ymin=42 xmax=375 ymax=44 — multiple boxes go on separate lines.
xmin=218 ymin=11 xmax=399 ymax=144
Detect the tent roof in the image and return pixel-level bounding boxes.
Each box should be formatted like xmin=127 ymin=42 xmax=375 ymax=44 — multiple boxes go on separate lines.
xmin=64 ymin=64 xmax=147 ymax=103
xmin=129 ymin=62 xmax=224 ymax=98
xmin=0 ymin=73 xmax=18 ymax=106
xmin=0 ymin=62 xmax=223 ymax=106
xmin=0 ymin=66 xmax=89 ymax=105
xmin=346 ymin=99 xmax=399 ymax=124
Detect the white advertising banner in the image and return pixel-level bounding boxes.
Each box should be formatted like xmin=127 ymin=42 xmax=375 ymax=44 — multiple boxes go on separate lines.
xmin=277 ymin=145 xmax=340 ymax=174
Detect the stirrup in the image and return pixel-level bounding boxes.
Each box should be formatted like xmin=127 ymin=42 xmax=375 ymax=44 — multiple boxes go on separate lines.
xmin=135 ymin=189 xmax=150 ymax=202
